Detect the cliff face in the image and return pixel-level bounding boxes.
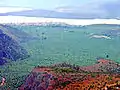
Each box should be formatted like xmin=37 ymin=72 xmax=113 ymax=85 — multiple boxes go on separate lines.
xmin=0 ymin=25 xmax=29 ymax=65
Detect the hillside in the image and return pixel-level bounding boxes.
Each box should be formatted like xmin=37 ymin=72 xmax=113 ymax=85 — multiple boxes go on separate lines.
xmin=19 ymin=59 xmax=120 ymax=90
xmin=0 ymin=25 xmax=39 ymax=42
xmin=0 ymin=25 xmax=30 ymax=65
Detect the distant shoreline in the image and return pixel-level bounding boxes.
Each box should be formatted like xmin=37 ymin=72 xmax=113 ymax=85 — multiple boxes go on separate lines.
xmin=1 ymin=16 xmax=120 ymax=26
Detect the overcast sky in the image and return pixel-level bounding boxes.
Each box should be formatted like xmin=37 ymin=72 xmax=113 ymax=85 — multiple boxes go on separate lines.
xmin=0 ymin=0 xmax=118 ymax=10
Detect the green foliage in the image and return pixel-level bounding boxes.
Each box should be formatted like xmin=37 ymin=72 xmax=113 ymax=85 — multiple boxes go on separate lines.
xmin=107 ymin=76 xmax=112 ymax=81
xmin=1 ymin=24 xmax=120 ymax=89
xmin=91 ymin=73 xmax=97 ymax=78
xmin=53 ymin=67 xmax=75 ymax=73
xmin=61 ymin=81 xmax=71 ymax=87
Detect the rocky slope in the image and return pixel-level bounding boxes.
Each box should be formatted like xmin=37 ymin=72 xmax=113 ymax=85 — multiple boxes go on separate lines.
xmin=0 ymin=24 xmax=30 ymax=65
xmin=18 ymin=59 xmax=120 ymax=90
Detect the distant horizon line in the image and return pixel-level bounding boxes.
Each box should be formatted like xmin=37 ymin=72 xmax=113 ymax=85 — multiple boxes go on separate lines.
xmin=0 ymin=16 xmax=120 ymax=26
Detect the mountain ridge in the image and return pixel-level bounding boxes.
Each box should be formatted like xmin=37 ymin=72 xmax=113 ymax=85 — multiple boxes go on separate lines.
xmin=0 ymin=8 xmax=118 ymax=19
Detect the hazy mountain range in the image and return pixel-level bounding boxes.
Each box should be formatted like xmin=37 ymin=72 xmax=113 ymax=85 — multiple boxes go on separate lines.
xmin=0 ymin=9 xmax=108 ymax=19
xmin=0 ymin=0 xmax=120 ymax=19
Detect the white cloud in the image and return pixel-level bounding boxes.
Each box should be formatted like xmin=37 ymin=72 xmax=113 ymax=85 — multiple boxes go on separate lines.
xmin=0 ymin=16 xmax=120 ymax=25
xmin=0 ymin=7 xmax=32 ymax=13
xmin=55 ymin=0 xmax=120 ymax=18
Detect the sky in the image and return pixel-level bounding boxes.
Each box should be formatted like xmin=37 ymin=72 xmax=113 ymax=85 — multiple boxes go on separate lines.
xmin=0 ymin=0 xmax=120 ymax=18
xmin=0 ymin=0 xmax=118 ymax=10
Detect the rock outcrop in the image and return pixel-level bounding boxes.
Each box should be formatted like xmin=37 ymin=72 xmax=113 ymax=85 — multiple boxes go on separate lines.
xmin=18 ymin=59 xmax=120 ymax=90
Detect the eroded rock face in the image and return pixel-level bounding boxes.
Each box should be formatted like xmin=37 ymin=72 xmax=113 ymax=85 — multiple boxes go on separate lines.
xmin=63 ymin=74 xmax=120 ymax=90
xmin=18 ymin=60 xmax=120 ymax=90
xmin=0 ymin=25 xmax=29 ymax=65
